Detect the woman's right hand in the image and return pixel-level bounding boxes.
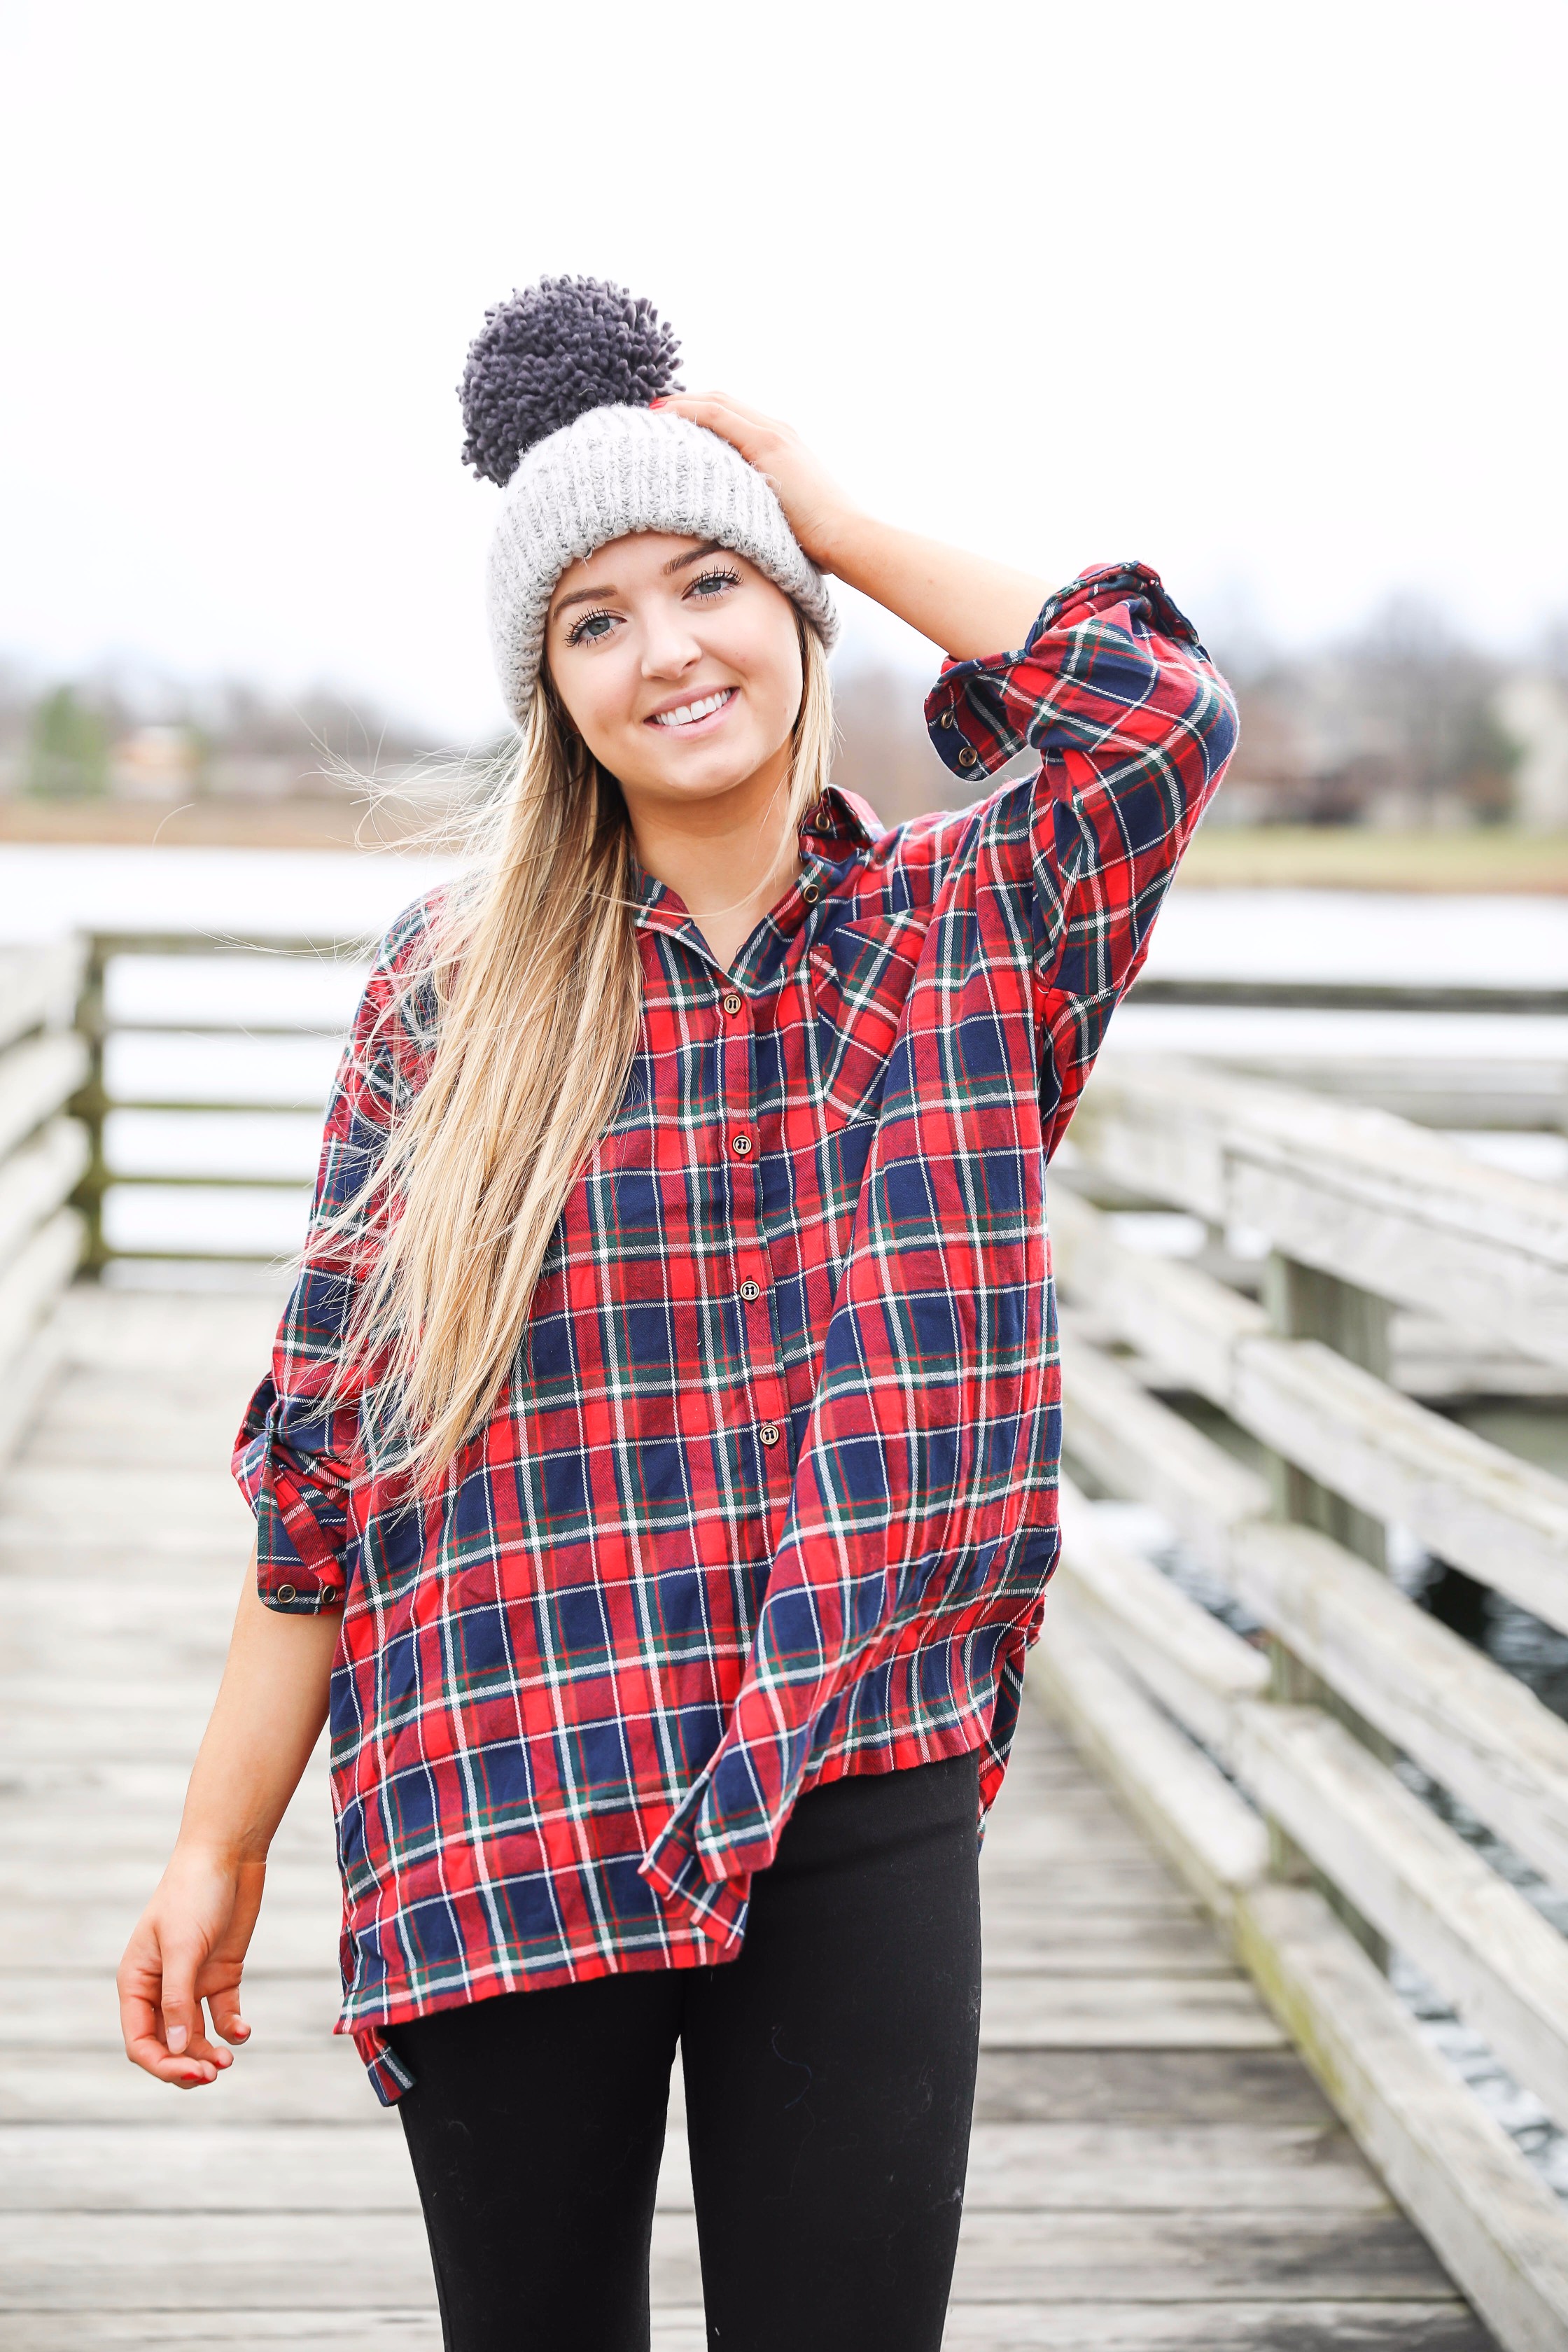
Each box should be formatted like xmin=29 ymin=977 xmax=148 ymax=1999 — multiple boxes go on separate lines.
xmin=117 ymin=1846 xmax=266 ymax=2089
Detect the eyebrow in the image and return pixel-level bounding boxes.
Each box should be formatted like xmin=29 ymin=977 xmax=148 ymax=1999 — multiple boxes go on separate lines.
xmin=663 ymin=538 xmax=724 ymax=575
xmin=551 ymin=540 xmax=727 ymax=623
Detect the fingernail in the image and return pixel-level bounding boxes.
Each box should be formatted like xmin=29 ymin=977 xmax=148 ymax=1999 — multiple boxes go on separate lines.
xmin=167 ymin=2026 xmax=188 ymax=2054
xmin=649 ymin=397 xmax=668 ymax=409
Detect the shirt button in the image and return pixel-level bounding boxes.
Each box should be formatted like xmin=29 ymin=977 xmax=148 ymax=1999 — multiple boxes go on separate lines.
xmin=731 ymin=1133 xmax=753 ymax=1157
xmin=722 ymin=992 xmax=743 ymax=1015
xmin=760 ymin=1422 xmax=781 ymax=1448
xmin=739 ymin=1280 xmax=762 ymax=1301
xmin=277 ymin=1584 xmax=297 ymax=1604
xmin=941 ymin=710 xmax=955 ymax=729
xmin=957 ymin=747 xmax=978 ymax=769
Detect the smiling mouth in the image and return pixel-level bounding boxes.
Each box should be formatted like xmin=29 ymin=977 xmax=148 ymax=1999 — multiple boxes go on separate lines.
xmin=648 ymin=688 xmax=737 ymax=729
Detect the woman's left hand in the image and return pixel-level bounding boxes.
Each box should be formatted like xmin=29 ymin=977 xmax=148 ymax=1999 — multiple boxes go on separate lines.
xmin=655 ymin=392 xmax=861 ymax=576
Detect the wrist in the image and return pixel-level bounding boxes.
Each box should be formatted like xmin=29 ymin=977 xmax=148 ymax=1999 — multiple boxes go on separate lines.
xmin=169 ymin=1830 xmax=270 ymax=1877
xmin=808 ymin=503 xmax=882 ymax=585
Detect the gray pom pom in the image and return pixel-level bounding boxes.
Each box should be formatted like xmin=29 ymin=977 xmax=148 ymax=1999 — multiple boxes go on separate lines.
xmin=458 ymin=276 xmax=682 ymax=486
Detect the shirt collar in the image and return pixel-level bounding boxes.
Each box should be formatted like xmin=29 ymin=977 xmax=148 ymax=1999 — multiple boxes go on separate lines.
xmin=631 ymin=781 xmax=881 ymax=946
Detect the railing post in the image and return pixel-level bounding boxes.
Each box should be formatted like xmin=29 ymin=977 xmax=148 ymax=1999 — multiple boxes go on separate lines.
xmin=1262 ymin=1255 xmax=1391 ymax=1568
xmin=1262 ymin=1252 xmax=1393 ymax=1963
xmin=67 ymin=934 xmax=110 ymax=1279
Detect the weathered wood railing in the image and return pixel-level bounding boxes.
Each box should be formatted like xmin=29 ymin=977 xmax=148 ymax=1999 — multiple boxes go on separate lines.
xmin=1049 ymin=1056 xmax=1568 ymax=2351
xmin=0 ymin=942 xmax=88 ymax=1454
xmin=69 ymin=930 xmax=369 ymax=1270
xmin=19 ymin=930 xmax=1568 ymax=2337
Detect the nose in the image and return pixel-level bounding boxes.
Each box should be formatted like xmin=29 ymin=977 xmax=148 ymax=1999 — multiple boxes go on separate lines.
xmin=639 ymin=606 xmax=704 ymax=681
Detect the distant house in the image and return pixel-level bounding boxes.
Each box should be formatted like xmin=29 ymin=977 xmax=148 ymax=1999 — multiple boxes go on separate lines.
xmin=1496 ymin=675 xmax=1568 ymax=832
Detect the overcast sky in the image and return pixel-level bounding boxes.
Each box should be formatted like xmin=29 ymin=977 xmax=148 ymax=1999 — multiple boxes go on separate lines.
xmin=3 ymin=0 xmax=1564 ymax=740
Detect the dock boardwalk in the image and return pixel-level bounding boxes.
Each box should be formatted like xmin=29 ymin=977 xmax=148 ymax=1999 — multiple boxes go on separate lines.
xmin=0 ymin=1288 xmax=1492 ymax=2351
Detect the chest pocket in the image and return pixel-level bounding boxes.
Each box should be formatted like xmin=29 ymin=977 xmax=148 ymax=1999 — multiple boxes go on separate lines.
xmin=808 ymin=911 xmax=927 ymax=1127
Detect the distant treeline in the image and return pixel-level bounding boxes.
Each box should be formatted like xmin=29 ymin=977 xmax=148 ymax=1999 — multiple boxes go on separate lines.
xmin=6 ymin=594 xmax=1567 ymax=828
xmin=0 ymin=666 xmax=442 ymax=802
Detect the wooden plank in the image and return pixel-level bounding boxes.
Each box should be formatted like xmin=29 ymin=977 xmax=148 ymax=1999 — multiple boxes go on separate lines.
xmin=0 ymin=2322 xmax=444 ymax=2351
xmin=0 ymin=1323 xmax=69 ymax=1468
xmin=1059 ymin=1340 xmax=1568 ymax=1895
xmin=959 ymin=2121 xmax=1388 ymax=2212
xmin=974 ymin=2045 xmax=1338 ymax=2127
xmin=945 ymin=2208 xmax=1457 ymax=2303
xmin=981 ymin=1917 xmax=1237 ymax=1975
xmin=0 ymin=1033 xmax=88 ymax=1165
xmin=939 ymin=2310 xmax=1493 ymax=2351
xmin=1059 ymin=1337 xmax=1271 ymax=1548
xmin=1031 ymin=1618 xmax=1269 ymax=1920
xmin=1055 ymin=1478 xmax=1268 ymax=1753
xmin=1057 ymin=1183 xmax=1568 ymax=1637
xmin=976 ymin=1858 xmax=1208 ymax=1913
xmin=0 ymin=1213 xmax=83 ymax=1395
xmin=1051 ymin=1182 xmax=1267 ymax=1405
xmin=1238 ymin=1706 xmax=1568 ymax=2131
xmin=0 ymin=2124 xmax=413 ymax=2211
xmin=978 ymin=1974 xmax=1283 ymax=2050
xmin=0 ymin=2119 xmax=1388 ymax=2217
xmin=1233 ymin=1520 xmax=1568 ymax=1893
xmin=0 ymin=2049 xmax=374 ymax=2127
xmin=0 ymin=2308 xmax=1493 ymax=2352
xmin=1236 ymin=1882 xmax=1568 ymax=2352
xmin=0 ymin=1120 xmax=88 ymax=1272
xmin=1070 ymin=1057 xmax=1568 ymax=1371
xmin=1234 ymin=1336 xmax=1568 ymax=1635
xmin=0 ymin=2205 xmax=1457 ymax=2309
xmin=0 ymin=941 xmax=84 ymax=1058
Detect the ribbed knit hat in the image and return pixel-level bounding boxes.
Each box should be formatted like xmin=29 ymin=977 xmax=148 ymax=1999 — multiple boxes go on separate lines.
xmin=460 ymin=277 xmax=839 ymax=721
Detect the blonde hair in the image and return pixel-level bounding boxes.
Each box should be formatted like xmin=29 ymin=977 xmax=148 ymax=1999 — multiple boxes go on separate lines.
xmin=338 ymin=620 xmax=834 ymax=1485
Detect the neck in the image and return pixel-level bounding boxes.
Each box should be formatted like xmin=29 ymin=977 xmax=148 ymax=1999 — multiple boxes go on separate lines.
xmin=626 ymin=742 xmax=800 ymax=972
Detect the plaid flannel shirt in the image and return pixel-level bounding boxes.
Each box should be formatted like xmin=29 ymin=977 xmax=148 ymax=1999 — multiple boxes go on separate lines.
xmin=234 ymin=562 xmax=1236 ymax=2101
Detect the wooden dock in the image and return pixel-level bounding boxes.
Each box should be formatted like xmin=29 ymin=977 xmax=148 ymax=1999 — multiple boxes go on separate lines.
xmin=0 ymin=1287 xmax=1492 ymax=2349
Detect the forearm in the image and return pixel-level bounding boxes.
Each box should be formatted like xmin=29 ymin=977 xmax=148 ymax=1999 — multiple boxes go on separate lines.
xmin=820 ymin=512 xmax=1054 ymax=664
xmin=176 ymin=1562 xmax=340 ymax=1862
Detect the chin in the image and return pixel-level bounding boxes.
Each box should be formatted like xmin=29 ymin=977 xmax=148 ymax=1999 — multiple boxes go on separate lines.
xmin=641 ymin=739 xmax=771 ymax=797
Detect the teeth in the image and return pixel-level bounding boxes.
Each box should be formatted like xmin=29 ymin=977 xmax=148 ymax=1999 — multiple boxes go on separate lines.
xmin=652 ymin=690 xmax=732 ymax=728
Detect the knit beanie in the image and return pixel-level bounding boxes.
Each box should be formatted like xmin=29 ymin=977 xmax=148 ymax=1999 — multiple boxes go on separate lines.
xmin=460 ymin=277 xmax=839 ymax=722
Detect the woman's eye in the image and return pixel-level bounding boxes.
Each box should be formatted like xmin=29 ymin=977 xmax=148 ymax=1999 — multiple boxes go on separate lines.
xmin=568 ymin=609 xmax=615 ymax=646
xmin=688 ymin=568 xmax=741 ymax=601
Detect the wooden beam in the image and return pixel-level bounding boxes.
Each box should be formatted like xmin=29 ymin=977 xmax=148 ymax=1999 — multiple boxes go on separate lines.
xmin=0 ymin=1121 xmax=88 ymax=1270
xmin=1235 ymin=1882 xmax=1568 ymax=2352
xmin=1238 ymin=1705 xmax=1568 ymax=2132
xmin=0 ymin=942 xmax=84 ymax=1058
xmin=1057 ymin=1202 xmax=1568 ymax=1640
xmin=1030 ymin=1616 xmax=1268 ymax=1926
xmin=0 ymin=1036 xmax=89 ymax=1167
xmin=1069 ymin=1057 xmax=1568 ymax=1368
xmin=1054 ymin=1478 xmax=1267 ymax=1756
xmin=0 ymin=1212 xmax=82 ymax=1395
xmin=1059 ymin=1336 xmax=1568 ymax=1890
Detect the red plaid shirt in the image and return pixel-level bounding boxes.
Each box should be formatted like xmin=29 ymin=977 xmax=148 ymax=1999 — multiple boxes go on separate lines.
xmin=235 ymin=562 xmax=1236 ymax=2101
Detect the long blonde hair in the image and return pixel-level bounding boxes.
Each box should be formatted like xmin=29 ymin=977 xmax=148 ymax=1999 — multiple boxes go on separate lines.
xmin=339 ymin=620 xmax=834 ymax=1485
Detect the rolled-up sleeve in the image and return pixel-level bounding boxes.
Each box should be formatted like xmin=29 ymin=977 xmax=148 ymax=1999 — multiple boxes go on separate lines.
xmin=925 ymin=561 xmax=1238 ymax=1149
xmin=232 ymin=905 xmax=436 ymax=1613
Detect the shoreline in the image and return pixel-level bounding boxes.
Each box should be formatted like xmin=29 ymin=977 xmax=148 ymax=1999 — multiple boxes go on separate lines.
xmin=4 ymin=797 xmax=1568 ymax=892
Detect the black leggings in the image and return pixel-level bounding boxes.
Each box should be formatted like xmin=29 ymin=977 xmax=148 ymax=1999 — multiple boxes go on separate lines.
xmin=388 ymin=1749 xmax=983 ymax=2352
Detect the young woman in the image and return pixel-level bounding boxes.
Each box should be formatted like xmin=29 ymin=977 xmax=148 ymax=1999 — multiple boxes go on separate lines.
xmin=119 ymin=278 xmax=1237 ymax=2351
